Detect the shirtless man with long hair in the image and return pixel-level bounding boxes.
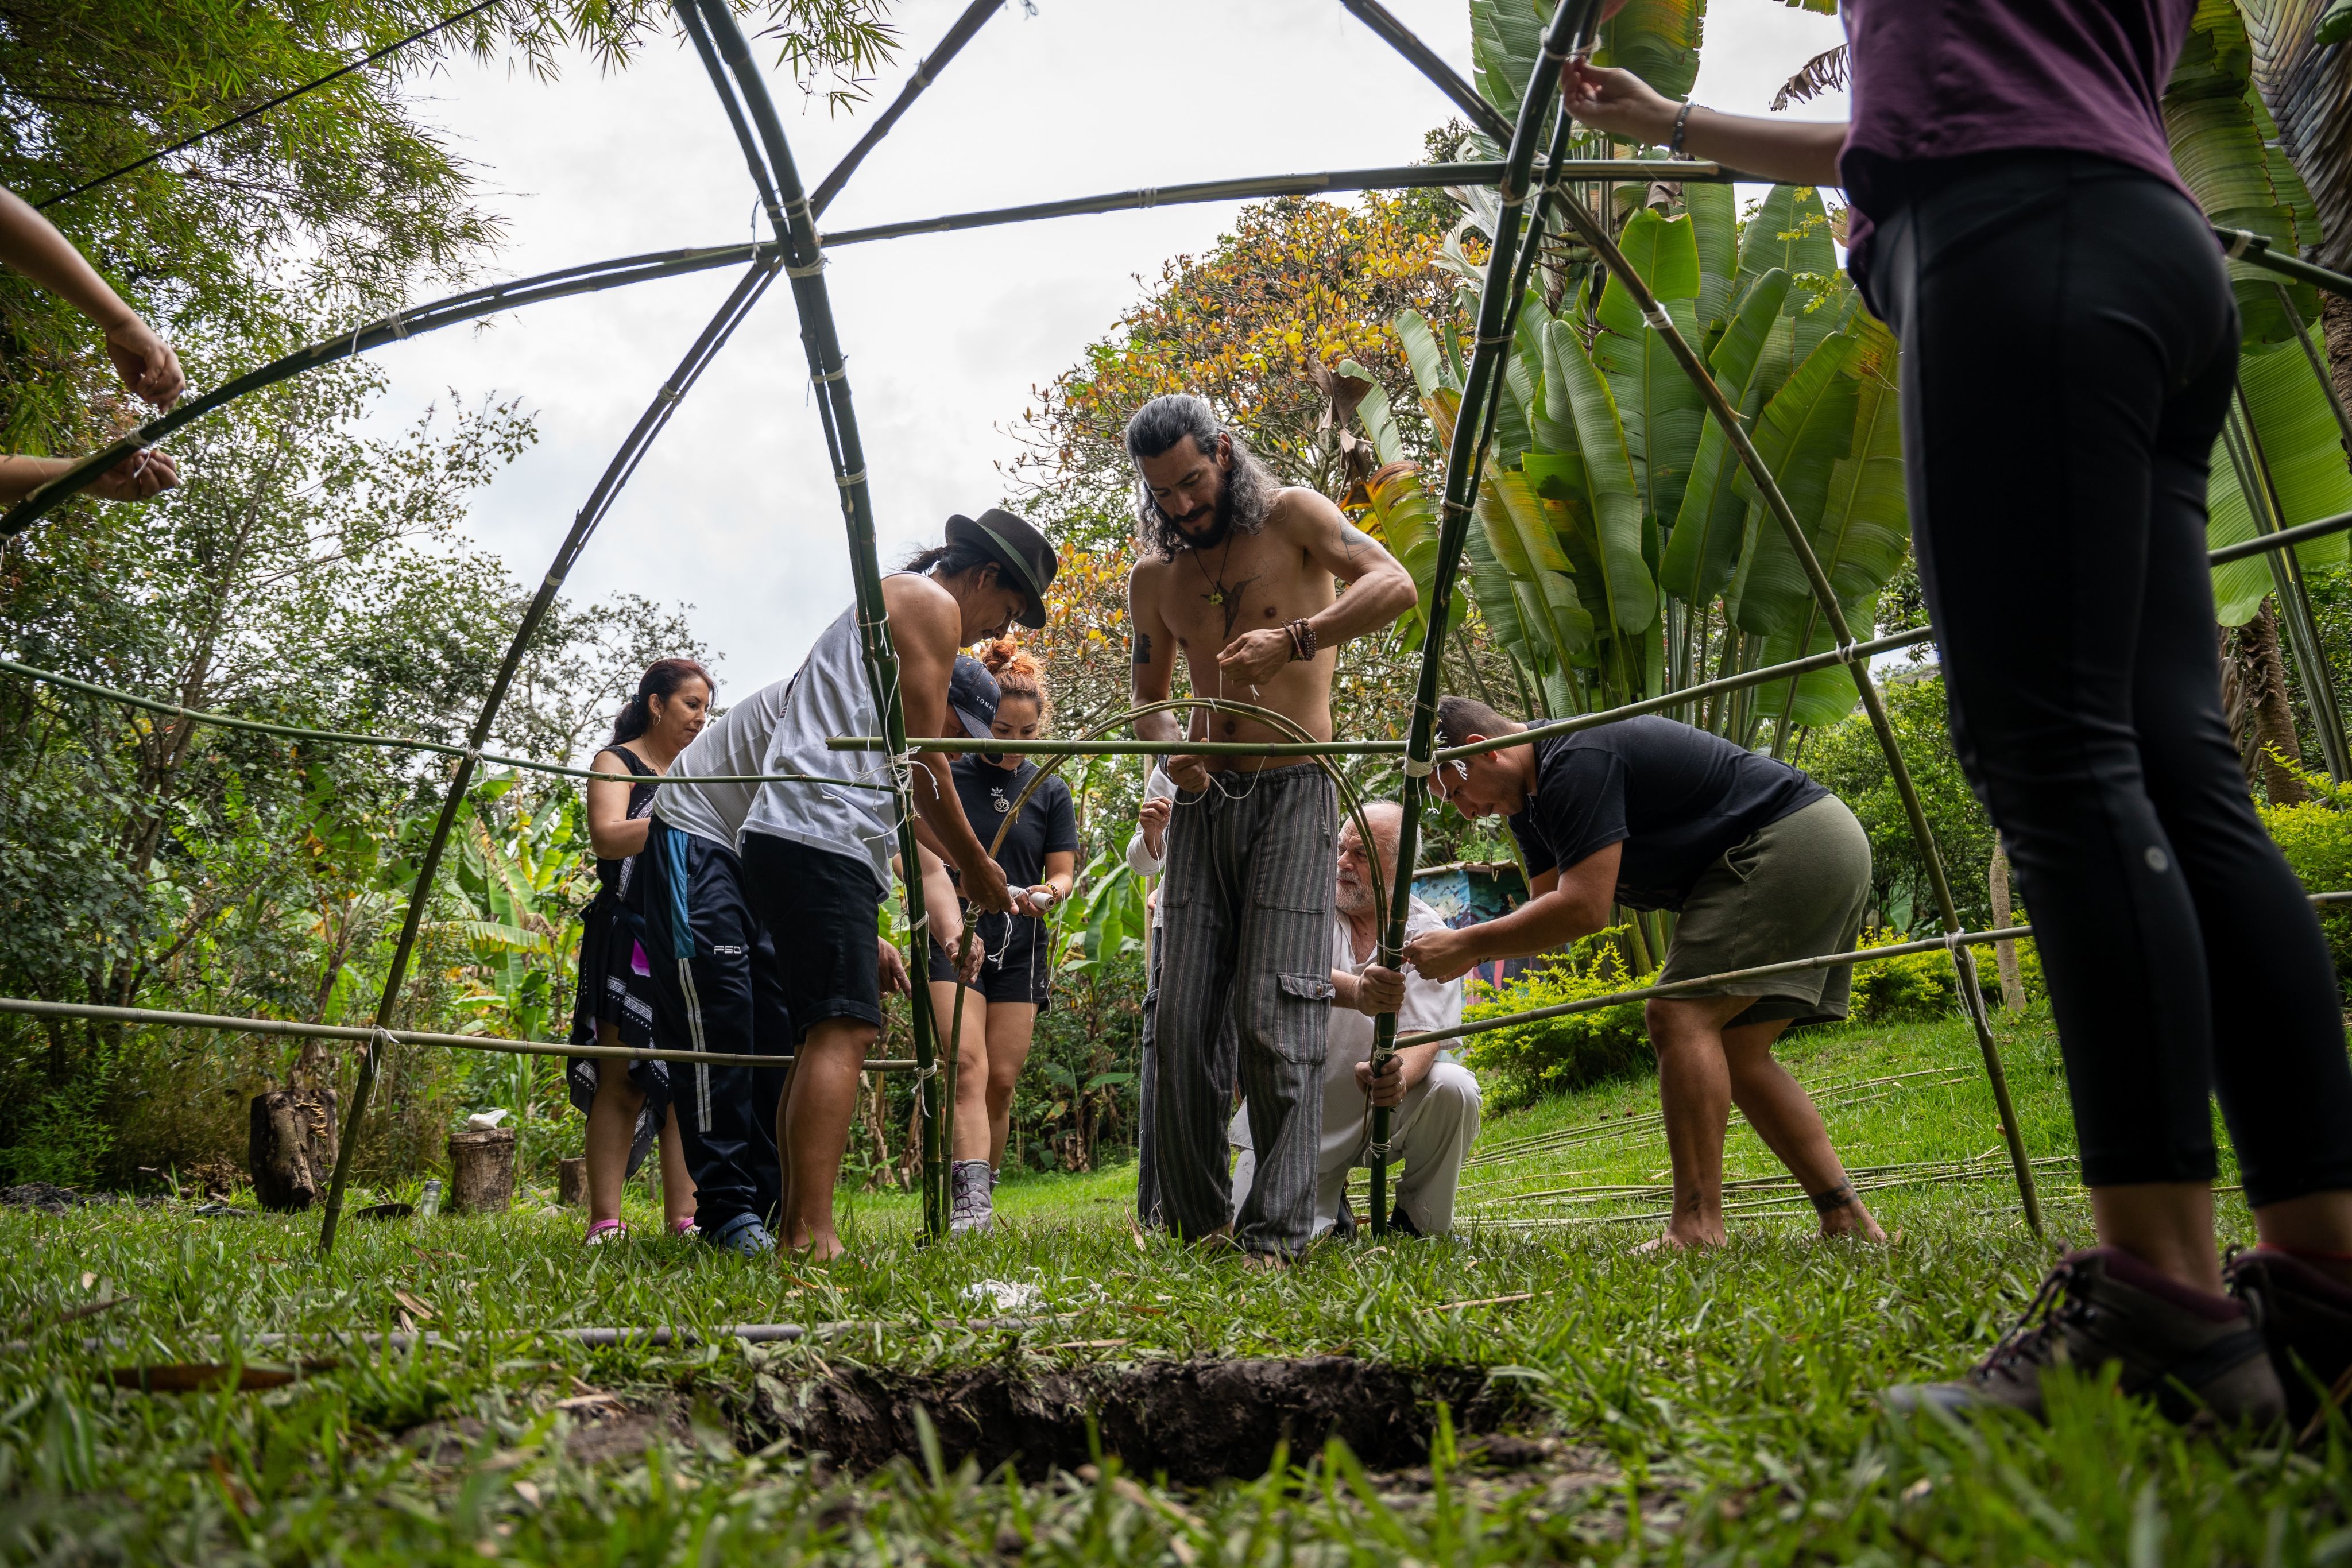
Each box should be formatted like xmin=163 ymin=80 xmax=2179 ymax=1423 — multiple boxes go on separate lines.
xmin=1124 ymin=393 xmax=1416 ymax=1261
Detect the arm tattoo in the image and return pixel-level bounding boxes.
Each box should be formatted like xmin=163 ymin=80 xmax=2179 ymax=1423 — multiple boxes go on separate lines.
xmin=1337 ymin=521 xmax=1379 ymax=572
xmin=1133 ymin=630 xmax=1152 ymax=666
xmin=1809 ymin=1182 xmax=1858 ymax=1214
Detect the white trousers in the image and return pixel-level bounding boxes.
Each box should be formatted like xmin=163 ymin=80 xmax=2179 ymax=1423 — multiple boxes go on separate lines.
xmin=1230 ymin=1061 xmax=1481 ymax=1237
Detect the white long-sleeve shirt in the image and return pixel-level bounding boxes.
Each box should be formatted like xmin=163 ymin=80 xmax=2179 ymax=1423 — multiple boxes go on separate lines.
xmin=1124 ymin=765 xmax=1179 ymax=928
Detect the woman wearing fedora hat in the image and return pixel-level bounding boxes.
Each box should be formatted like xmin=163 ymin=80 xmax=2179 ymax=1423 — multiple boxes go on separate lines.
xmin=648 ymin=508 xmax=1061 ymax=1261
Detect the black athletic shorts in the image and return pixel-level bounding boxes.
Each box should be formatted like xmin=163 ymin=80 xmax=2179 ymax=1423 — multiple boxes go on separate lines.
xmin=928 ymin=909 xmax=1054 ymax=1011
xmin=740 ymin=832 xmax=885 ymax=1042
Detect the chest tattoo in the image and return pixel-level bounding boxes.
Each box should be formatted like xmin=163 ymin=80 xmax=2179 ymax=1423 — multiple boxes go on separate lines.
xmin=1202 ymin=575 xmax=1259 ymax=641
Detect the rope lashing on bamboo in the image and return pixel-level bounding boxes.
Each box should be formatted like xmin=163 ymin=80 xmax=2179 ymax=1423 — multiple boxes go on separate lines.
xmin=0 ymin=996 xmax=919 ymax=1071
xmin=1396 ymin=891 xmax=2352 ymax=1051
xmin=0 ymin=656 xmax=893 ymax=791
xmin=2212 ymin=227 xmax=2352 ymax=301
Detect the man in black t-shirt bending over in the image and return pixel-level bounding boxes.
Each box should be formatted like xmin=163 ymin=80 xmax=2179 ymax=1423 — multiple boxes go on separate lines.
xmin=1403 ymin=698 xmax=1885 ymax=1250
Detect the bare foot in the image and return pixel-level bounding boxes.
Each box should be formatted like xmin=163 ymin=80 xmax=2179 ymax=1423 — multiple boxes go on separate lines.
xmin=1634 ymin=1224 xmax=1725 ymax=1255
xmin=1816 ymin=1206 xmax=1889 ymax=1244
xmin=1240 ymin=1252 xmax=1291 ymax=1272
xmin=786 ymin=1233 xmax=848 ymax=1264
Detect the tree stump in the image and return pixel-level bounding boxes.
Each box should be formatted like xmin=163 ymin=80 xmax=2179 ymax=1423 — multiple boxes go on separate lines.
xmin=447 ymin=1129 xmax=517 ymax=1213
xmin=558 ymin=1156 xmax=587 ymax=1207
xmin=248 ymin=1087 xmax=339 ymax=1211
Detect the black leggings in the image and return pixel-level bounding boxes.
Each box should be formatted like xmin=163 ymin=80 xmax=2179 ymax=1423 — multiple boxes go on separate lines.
xmin=1877 ymin=152 xmax=2352 ymax=1207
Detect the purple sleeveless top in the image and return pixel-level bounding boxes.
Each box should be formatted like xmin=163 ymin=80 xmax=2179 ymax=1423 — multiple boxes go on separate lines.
xmin=1839 ymin=0 xmax=2198 ymax=292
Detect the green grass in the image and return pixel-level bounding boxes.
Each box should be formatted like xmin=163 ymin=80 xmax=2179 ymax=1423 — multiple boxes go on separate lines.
xmin=2 ymin=1009 xmax=2347 ymax=1565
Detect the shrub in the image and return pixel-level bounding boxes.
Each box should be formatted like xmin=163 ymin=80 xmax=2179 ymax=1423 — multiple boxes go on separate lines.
xmin=1849 ymin=927 xmax=1957 ymax=1023
xmin=1458 ymin=930 xmax=1651 ymax=1112
xmin=2257 ymin=762 xmax=2352 ymax=982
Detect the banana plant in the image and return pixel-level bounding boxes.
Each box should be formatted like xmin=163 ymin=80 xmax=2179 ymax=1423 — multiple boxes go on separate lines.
xmin=2163 ymin=0 xmax=2351 ymax=621
xmin=1362 ymin=173 xmax=1905 ymax=745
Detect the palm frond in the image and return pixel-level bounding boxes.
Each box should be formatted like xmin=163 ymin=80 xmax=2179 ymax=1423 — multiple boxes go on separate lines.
xmin=1771 ymin=45 xmax=1847 ymax=113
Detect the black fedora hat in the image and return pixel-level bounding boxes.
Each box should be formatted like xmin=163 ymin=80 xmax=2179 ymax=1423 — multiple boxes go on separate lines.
xmin=945 ymin=508 xmax=1058 ymax=629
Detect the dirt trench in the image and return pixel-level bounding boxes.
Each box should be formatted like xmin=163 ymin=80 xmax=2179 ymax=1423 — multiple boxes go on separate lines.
xmin=745 ymin=1356 xmax=1527 ymax=1485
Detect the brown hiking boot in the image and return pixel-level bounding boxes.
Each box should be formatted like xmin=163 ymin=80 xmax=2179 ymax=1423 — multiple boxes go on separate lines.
xmin=2224 ymin=1248 xmax=2352 ymax=1436
xmin=1882 ymin=1248 xmax=2285 ymax=1426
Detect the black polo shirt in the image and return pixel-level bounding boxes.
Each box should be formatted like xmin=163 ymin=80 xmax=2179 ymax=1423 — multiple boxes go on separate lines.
xmin=1506 ymin=717 xmax=1828 ymax=911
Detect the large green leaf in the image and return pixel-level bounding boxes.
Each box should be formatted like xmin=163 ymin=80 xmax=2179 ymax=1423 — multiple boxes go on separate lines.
xmin=1394 ymin=309 xmax=1457 ymax=401
xmin=1660 ymin=269 xmax=1794 ymax=605
xmin=1749 ymin=594 xmax=1876 ymax=730
xmin=1593 ymin=210 xmax=1706 ymax=532
xmin=1464 ymin=519 xmax=1534 ymax=664
xmin=2163 ymin=0 xmax=2322 ymax=343
xmin=1364 ymin=460 xmax=1453 ymax=645
xmin=1686 ymin=180 xmax=1742 ymax=336
xmin=1595 ymin=0 xmax=1704 ymax=100
xmin=1550 ymin=320 xmax=1658 ymax=634
xmin=2206 ymin=324 xmax=2352 ymax=624
xmin=1469 ymin=0 xmax=1546 ymax=126
xmin=1733 ymin=184 xmax=1839 ymax=393
xmin=1340 ymin=359 xmax=1405 ymax=466
xmin=1807 ymin=318 xmax=1910 ymax=608
xmin=1730 ymin=330 xmax=1862 ymax=636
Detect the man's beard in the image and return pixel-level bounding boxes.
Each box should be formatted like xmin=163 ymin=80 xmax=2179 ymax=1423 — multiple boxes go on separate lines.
xmin=1165 ymin=476 xmax=1236 ymax=552
xmin=1334 ymin=878 xmax=1371 ymax=917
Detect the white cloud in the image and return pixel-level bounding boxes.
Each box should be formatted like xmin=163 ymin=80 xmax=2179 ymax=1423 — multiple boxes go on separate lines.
xmin=353 ymin=0 xmax=1847 ymax=728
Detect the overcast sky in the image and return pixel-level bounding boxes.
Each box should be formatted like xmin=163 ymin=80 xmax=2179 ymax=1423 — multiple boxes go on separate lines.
xmin=359 ymin=0 xmax=1846 ymax=749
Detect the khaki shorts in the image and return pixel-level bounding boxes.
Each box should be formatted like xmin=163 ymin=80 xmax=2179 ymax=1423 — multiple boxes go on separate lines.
xmin=1654 ymin=793 xmax=1873 ymax=1028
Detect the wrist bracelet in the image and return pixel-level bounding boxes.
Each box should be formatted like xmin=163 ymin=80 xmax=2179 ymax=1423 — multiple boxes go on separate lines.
xmin=1285 ymin=617 xmax=1318 ymax=662
xmin=1669 ymin=100 xmax=1697 ymax=157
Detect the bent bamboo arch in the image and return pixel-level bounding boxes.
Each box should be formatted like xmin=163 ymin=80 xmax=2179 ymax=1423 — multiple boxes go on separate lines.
xmin=3 ymin=0 xmax=2349 ymax=1249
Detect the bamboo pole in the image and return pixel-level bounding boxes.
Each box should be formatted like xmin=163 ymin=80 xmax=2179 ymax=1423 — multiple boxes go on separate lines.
xmin=2214 ymin=228 xmax=2352 ymax=302
xmin=1398 ymin=889 xmax=2352 ymax=1050
xmin=817 ymin=160 xmax=1729 ymax=251
xmin=0 ymin=653 xmax=888 ymax=788
xmin=1360 ymin=0 xmax=1597 ymax=1239
xmin=686 ymin=0 xmax=955 ymax=1239
xmin=0 ymin=997 xmax=914 ymax=1071
xmin=2226 ymin=386 xmax=2351 ymax=781
xmin=807 ymin=0 xmax=1003 ymax=218
xmin=1338 ymin=0 xmax=2040 ymax=1233
xmin=0 ymin=242 xmax=771 ymax=537
xmin=314 ymin=254 xmax=786 ymax=1256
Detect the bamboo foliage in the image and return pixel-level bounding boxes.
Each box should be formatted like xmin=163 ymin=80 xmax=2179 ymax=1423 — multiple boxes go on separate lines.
xmin=2208 ymin=323 xmax=2352 ymax=624
xmin=1379 ymin=171 xmax=1907 ymax=738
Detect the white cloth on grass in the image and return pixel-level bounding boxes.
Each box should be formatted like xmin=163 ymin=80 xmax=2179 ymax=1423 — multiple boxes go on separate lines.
xmin=1228 ymin=896 xmax=1480 ymax=1236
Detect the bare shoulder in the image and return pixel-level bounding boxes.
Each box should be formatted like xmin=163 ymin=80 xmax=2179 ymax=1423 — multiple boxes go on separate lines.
xmin=1264 ymin=485 xmax=1349 ymax=540
xmin=884 ymin=571 xmax=954 ymax=630
xmin=1127 ymin=549 xmax=1173 ymax=598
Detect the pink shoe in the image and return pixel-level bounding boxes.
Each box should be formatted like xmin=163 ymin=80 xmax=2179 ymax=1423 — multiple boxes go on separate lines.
xmin=671 ymin=1217 xmax=699 ymax=1236
xmin=585 ymin=1219 xmax=628 ymax=1247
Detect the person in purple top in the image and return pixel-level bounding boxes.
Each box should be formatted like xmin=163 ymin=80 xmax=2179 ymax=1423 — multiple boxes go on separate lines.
xmin=1566 ymin=1 xmax=2352 ymax=1427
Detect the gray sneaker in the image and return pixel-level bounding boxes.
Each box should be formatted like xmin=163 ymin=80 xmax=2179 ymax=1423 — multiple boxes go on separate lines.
xmin=706 ymin=1213 xmax=776 ymax=1257
xmin=950 ymin=1159 xmax=994 ymax=1235
xmin=1882 ymin=1247 xmax=2285 ymax=1426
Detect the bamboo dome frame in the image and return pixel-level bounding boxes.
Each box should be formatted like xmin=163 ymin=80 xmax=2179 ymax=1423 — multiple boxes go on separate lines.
xmin=2 ymin=0 xmax=2349 ymax=1250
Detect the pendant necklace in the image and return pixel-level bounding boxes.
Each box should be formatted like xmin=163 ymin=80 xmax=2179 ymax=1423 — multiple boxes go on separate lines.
xmin=1190 ymin=535 xmax=1238 ymax=607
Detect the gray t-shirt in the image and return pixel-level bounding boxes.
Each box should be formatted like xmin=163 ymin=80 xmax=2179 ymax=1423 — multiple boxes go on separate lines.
xmin=652 ymin=676 xmax=792 ymax=851
xmin=737 ymin=603 xmax=898 ymax=893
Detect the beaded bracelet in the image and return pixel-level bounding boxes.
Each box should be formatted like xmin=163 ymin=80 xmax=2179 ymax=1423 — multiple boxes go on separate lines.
xmin=1669 ymin=100 xmax=1697 ymax=157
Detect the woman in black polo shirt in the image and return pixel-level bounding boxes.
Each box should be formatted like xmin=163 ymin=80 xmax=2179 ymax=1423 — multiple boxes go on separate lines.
xmin=1407 ymin=699 xmax=1881 ymax=1252
xmin=926 ymin=641 xmax=1081 ymax=1234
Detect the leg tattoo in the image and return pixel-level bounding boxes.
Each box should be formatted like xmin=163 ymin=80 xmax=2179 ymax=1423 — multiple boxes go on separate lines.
xmin=1809 ymin=1182 xmax=1859 ymax=1214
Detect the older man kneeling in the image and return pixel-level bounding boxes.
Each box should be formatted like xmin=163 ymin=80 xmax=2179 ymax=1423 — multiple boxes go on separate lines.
xmin=1229 ymin=802 xmax=1480 ymax=1238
